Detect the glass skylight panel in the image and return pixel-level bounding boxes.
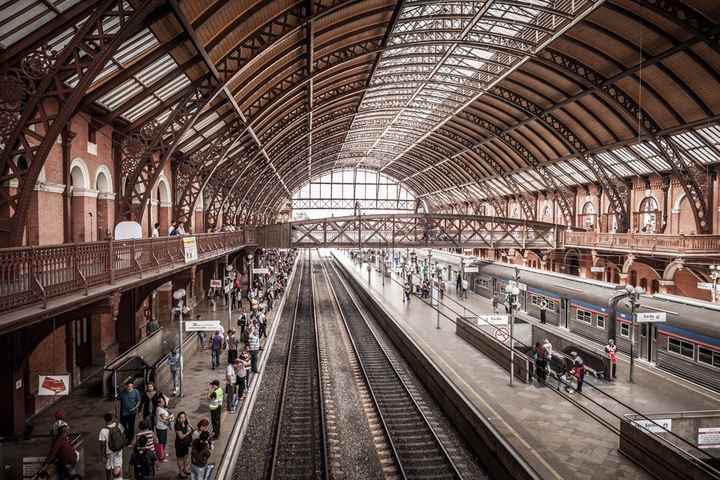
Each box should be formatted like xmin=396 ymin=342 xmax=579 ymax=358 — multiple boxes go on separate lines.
xmin=97 ymin=79 xmax=143 ymax=110
xmin=155 ymin=75 xmax=191 ymax=100
xmin=124 ymin=96 xmax=160 ymax=122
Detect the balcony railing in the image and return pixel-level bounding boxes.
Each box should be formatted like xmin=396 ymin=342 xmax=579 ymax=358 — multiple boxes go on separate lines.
xmin=0 ymin=230 xmax=256 ymax=314
xmin=563 ymin=231 xmax=720 ymax=255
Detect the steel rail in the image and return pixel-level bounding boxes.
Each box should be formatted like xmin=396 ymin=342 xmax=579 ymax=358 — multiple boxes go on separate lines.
xmin=268 ymin=253 xmax=328 ymax=479
xmin=322 ymin=257 xmax=463 ymax=479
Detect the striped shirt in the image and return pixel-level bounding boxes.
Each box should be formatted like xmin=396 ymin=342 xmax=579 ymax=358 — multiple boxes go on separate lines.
xmin=248 ymin=334 xmax=260 ymax=351
xmin=135 ymin=429 xmax=155 ymax=451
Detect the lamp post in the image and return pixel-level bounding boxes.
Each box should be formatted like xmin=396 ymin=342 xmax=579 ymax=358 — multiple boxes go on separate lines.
xmin=247 ymin=253 xmax=254 ymax=297
xmin=625 ymin=285 xmax=644 ymax=383
xmin=172 ymin=288 xmax=186 ymax=397
xmin=710 ymin=265 xmax=720 ymax=304
xmin=504 ymin=268 xmax=521 ymax=386
xmin=225 ymin=265 xmax=234 ymax=332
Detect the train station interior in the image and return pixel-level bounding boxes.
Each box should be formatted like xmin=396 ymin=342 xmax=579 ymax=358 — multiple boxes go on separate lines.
xmin=1 ymin=0 xmax=719 ymax=479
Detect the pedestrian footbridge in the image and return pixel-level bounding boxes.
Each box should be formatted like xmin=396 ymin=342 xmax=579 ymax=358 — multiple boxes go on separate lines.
xmin=256 ymin=214 xmax=570 ymax=251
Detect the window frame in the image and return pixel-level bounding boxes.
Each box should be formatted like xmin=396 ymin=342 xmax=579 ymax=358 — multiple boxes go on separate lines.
xmin=698 ymin=346 xmax=720 ymax=368
xmin=575 ymin=309 xmax=592 ymax=325
xmin=596 ymin=314 xmax=606 ymax=329
xmin=668 ymin=337 xmax=695 ymax=360
xmin=619 ymin=322 xmax=630 ymax=338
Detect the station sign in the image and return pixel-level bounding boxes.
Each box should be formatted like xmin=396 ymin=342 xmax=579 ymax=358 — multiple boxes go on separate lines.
xmin=183 ymin=236 xmax=198 ymax=263
xmin=464 ymin=266 xmax=479 ymax=273
xmin=636 ymin=312 xmax=667 ymax=323
xmin=494 ymin=328 xmax=510 ymax=343
xmin=591 ymin=266 xmax=606 ymax=273
xmin=698 ymin=427 xmax=720 ymax=449
xmin=185 ymin=320 xmax=222 ymax=332
xmin=631 ymin=418 xmax=672 ymax=434
xmin=508 ymin=280 xmax=527 ymax=291
xmin=478 ymin=315 xmax=508 ymax=326
xmin=210 ymin=279 xmax=222 ymax=288
xmin=697 ymin=282 xmax=720 ymax=292
xmin=253 ymin=267 xmax=270 ymax=274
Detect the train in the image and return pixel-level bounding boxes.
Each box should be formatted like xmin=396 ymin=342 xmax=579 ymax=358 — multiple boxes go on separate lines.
xmin=408 ymin=249 xmax=720 ymax=392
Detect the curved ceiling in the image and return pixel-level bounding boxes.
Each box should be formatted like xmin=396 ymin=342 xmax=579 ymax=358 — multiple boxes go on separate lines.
xmin=3 ymin=0 xmax=720 ymax=228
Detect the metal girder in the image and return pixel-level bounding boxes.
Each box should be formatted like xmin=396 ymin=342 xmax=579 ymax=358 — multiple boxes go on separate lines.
xmin=286 ymin=213 xmax=562 ymax=250
xmin=118 ymin=2 xmax=313 ymax=222
xmin=0 ymin=0 xmax=161 ymax=246
xmin=650 ymin=137 xmax=712 ymax=234
xmin=173 ymin=119 xmax=257 ymax=226
xmin=582 ymin=154 xmax=631 ymax=232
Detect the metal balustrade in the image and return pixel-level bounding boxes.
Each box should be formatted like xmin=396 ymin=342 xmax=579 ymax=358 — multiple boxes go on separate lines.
xmin=564 ymin=231 xmax=720 ymax=256
xmin=0 ymin=230 xmax=256 ymax=314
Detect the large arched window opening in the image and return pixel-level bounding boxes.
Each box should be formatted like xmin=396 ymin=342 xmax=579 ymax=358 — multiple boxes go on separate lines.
xmin=581 ymin=201 xmax=595 ymax=229
xmin=638 ymin=196 xmax=659 ymax=233
xmin=291 ymin=169 xmax=416 ymax=219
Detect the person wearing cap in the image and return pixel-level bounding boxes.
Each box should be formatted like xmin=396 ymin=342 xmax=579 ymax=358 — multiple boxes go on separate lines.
xmin=207 ymin=380 xmax=223 ymax=439
xmin=50 ymin=410 xmax=69 ymax=438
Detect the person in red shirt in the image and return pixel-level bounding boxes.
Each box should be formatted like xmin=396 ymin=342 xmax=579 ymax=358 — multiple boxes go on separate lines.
xmin=44 ymin=426 xmax=77 ymax=479
xmin=605 ymin=339 xmax=618 ymax=381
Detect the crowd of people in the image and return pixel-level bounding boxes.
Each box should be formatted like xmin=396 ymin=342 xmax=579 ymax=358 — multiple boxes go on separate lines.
xmin=41 ymin=249 xmax=296 ymax=480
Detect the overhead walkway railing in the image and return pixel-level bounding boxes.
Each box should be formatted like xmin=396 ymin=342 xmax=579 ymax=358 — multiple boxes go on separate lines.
xmin=256 ymin=214 xmax=575 ymax=250
xmin=565 ymin=231 xmax=720 ymax=257
xmin=0 ymin=230 xmax=256 ymax=314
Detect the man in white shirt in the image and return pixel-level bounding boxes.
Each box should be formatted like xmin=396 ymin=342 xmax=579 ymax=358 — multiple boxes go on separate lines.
xmin=151 ymin=222 xmax=160 ymax=238
xmin=225 ymin=360 xmax=238 ymax=413
xmin=98 ymin=413 xmax=123 ymax=479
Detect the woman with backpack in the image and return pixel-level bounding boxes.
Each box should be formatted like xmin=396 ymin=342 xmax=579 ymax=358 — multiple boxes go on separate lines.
xmin=175 ymin=411 xmax=193 ymax=478
xmin=155 ymin=396 xmax=174 ymax=462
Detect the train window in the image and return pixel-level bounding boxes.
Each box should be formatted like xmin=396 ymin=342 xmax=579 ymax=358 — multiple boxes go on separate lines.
xmin=531 ymin=295 xmax=556 ymax=312
xmin=477 ymin=278 xmax=490 ymax=289
xmin=576 ymin=310 xmax=592 ymax=324
xmin=596 ymin=315 xmax=605 ymax=329
xmin=698 ymin=347 xmax=720 ymax=368
xmin=620 ymin=323 xmax=630 ymax=337
xmin=668 ymin=338 xmax=694 ymax=359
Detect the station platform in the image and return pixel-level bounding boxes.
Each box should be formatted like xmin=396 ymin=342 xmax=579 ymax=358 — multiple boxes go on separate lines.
xmin=29 ymin=297 xmax=280 ymax=479
xmin=333 ymin=251 xmax=720 ymax=480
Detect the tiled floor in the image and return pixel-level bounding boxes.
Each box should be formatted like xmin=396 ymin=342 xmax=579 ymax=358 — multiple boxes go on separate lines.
xmin=334 ymin=251 xmax=720 ymax=480
xmin=30 ymin=298 xmax=282 ymax=479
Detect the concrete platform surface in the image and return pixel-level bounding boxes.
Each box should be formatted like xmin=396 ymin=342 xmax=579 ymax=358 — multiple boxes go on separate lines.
xmin=333 ymin=250 xmax=720 ymax=480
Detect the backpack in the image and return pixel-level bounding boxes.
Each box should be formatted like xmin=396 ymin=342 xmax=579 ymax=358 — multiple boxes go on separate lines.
xmin=107 ymin=424 xmax=126 ymax=452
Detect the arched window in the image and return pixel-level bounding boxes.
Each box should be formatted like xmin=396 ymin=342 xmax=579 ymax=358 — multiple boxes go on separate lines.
xmin=639 ymin=197 xmax=658 ymax=233
xmin=542 ymin=205 xmax=551 ymax=221
xmin=639 ymin=278 xmax=648 ymax=291
xmin=651 ymin=279 xmax=660 ymax=294
xmin=630 ymin=270 xmax=638 ymax=287
xmin=512 ymin=207 xmax=519 ymax=218
xmin=581 ymin=201 xmax=595 ymax=228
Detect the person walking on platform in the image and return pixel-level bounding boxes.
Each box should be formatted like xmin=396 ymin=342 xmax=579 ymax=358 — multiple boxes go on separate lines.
xmin=208 ymin=381 xmax=224 ymax=439
xmin=248 ymin=328 xmax=261 ymax=374
xmin=140 ymin=382 xmax=157 ymax=431
xmin=129 ymin=435 xmax=156 ymax=480
xmin=533 ymin=342 xmax=547 ymax=384
xmin=225 ymin=360 xmax=238 ymax=413
xmin=461 ymin=278 xmax=469 ymax=300
xmin=191 ymin=431 xmax=213 ymax=480
xmin=226 ymin=329 xmax=238 ymax=365
xmin=155 ymin=396 xmax=173 ymax=462
xmin=174 ymin=411 xmax=193 ymax=478
xmin=567 ymin=354 xmax=585 ymax=394
xmin=99 ymin=413 xmax=125 ymax=480
xmin=117 ymin=381 xmax=141 ymax=442
xmin=403 ymin=282 xmax=411 ymax=303
xmin=168 ymin=348 xmax=181 ymax=396
xmin=210 ymin=331 xmax=224 ymax=370
xmin=605 ymin=339 xmax=618 ymax=381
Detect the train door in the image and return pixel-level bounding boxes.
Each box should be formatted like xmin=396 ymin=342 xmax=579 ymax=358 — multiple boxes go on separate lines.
xmin=639 ymin=324 xmax=657 ymax=363
xmin=560 ymin=298 xmax=570 ymax=329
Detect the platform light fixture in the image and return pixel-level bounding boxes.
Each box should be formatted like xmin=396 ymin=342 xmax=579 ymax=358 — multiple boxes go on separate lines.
xmin=503 ymin=268 xmax=521 ymax=387
xmin=172 ymin=288 xmax=186 ymax=397
xmin=710 ymin=265 xmax=719 ymax=304
xmin=625 ymin=285 xmax=644 ymax=383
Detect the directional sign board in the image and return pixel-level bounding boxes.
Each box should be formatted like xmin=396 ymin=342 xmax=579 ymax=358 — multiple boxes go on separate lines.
xmin=185 ymin=321 xmax=222 ymax=332
xmin=210 ymin=279 xmax=222 ymax=288
xmin=478 ymin=315 xmax=508 ymax=326
xmin=464 ymin=266 xmax=479 ymax=273
xmin=631 ymin=418 xmax=672 ymax=434
xmin=697 ymin=282 xmax=720 ymax=292
xmin=591 ymin=266 xmax=606 ymax=273
xmin=253 ymin=267 xmax=270 ymax=274
xmin=636 ymin=312 xmax=667 ymax=323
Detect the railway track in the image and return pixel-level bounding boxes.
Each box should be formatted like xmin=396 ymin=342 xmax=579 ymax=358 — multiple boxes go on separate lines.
xmin=269 ymin=253 xmax=328 ymax=479
xmin=321 ymin=257 xmax=463 ymax=480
